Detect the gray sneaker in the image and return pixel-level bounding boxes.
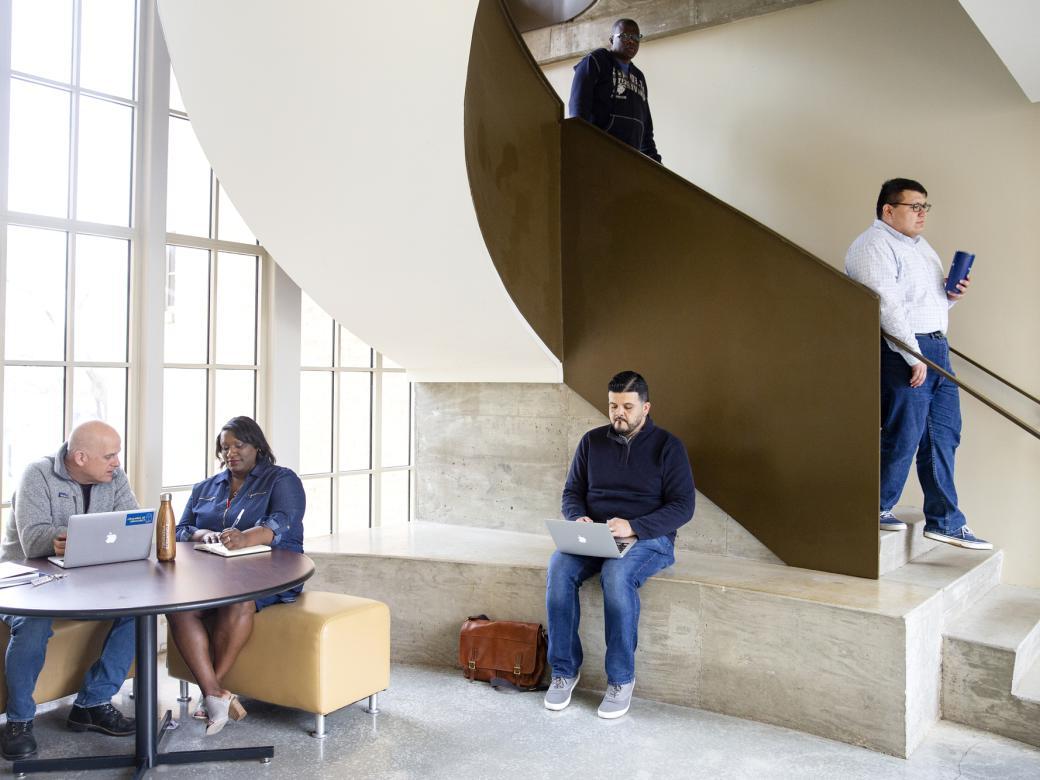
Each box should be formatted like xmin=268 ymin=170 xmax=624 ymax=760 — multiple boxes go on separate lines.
xmin=544 ymin=672 xmax=580 ymax=711
xmin=597 ymin=680 xmax=635 ymax=719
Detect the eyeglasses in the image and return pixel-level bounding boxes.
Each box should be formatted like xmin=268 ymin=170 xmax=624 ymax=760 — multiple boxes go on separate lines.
xmin=890 ymin=202 xmax=932 ymax=213
xmin=614 ymin=33 xmax=643 ymax=43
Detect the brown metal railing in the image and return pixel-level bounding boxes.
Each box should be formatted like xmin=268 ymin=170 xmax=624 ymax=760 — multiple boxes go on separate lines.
xmin=951 ymin=346 xmax=1040 ymax=407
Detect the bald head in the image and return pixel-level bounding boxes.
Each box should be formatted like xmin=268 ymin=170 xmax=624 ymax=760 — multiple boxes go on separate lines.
xmin=65 ymin=421 xmax=122 ymax=485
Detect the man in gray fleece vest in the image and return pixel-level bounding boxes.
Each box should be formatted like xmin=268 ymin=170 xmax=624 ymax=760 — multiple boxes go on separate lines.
xmin=0 ymin=422 xmax=137 ymax=762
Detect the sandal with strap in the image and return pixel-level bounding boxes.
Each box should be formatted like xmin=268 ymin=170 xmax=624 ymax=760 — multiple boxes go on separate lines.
xmin=204 ymin=693 xmax=247 ymax=736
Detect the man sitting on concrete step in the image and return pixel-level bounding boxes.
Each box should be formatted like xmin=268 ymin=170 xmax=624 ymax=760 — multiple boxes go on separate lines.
xmin=544 ymin=371 xmax=694 ymax=718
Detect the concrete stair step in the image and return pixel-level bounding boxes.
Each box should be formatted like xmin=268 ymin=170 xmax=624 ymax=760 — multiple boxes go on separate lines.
xmin=882 ymin=542 xmax=1002 ymax=623
xmin=304 ymin=522 xmax=1007 ymax=758
xmin=946 ymin=585 xmax=1040 ymax=687
xmin=1017 ymin=657 xmax=1040 ymax=705
xmin=878 ymin=506 xmax=939 ymax=575
xmin=942 ymin=584 xmax=1040 ymax=748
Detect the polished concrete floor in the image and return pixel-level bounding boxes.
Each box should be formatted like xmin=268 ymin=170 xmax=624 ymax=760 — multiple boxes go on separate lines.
xmin=13 ymin=662 xmax=1040 ymax=779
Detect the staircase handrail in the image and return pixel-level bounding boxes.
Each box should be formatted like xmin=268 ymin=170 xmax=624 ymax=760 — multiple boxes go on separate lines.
xmin=949 ymin=346 xmax=1040 ymax=407
xmin=882 ymin=332 xmax=1040 ymax=440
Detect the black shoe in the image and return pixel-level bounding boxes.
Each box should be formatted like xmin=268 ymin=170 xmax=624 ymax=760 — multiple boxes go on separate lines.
xmin=66 ymin=703 xmax=135 ymax=736
xmin=1 ymin=720 xmax=37 ymax=761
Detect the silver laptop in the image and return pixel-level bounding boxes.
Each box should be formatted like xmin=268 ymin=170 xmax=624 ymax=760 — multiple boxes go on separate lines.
xmin=48 ymin=509 xmax=156 ymax=568
xmin=545 ymin=519 xmax=637 ymax=558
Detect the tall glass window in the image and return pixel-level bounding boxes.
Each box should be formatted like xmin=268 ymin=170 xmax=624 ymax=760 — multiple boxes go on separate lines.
xmin=299 ymin=293 xmax=412 ymax=537
xmin=2 ymin=0 xmax=136 ymax=520
xmin=161 ymin=67 xmax=260 ymax=503
xmin=2 ymin=2 xmax=407 ymax=544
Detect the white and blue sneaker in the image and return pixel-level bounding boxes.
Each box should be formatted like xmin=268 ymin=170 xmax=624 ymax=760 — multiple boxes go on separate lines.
xmin=880 ymin=511 xmax=907 ymax=531
xmin=597 ymin=680 xmax=635 ymax=719
xmin=544 ymin=672 xmax=580 ymax=711
xmin=923 ymin=526 xmax=992 ymax=550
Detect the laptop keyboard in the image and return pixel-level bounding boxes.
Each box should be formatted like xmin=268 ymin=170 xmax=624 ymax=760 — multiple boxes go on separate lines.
xmin=615 ymin=540 xmax=631 ymax=553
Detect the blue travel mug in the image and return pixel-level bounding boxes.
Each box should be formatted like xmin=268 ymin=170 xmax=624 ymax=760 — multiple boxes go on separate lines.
xmin=945 ymin=251 xmax=974 ymax=294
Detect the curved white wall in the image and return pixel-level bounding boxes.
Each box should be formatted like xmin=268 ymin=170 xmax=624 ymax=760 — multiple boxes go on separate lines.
xmin=157 ymin=0 xmax=561 ymax=382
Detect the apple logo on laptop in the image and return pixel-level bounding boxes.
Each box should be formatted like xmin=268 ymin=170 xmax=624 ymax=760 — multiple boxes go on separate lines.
xmin=577 ymin=535 xmax=587 ymax=544
xmin=105 ymin=532 xmax=117 ymax=544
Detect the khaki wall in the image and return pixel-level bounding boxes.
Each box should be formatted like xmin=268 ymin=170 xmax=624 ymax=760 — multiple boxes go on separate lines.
xmin=542 ymin=0 xmax=1040 ymax=586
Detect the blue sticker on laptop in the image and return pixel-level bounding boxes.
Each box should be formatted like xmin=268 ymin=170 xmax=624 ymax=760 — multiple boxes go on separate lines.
xmin=125 ymin=511 xmax=155 ymax=526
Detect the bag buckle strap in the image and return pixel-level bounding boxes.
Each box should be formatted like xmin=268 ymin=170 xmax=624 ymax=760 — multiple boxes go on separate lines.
xmin=514 ymin=654 xmax=522 ymax=676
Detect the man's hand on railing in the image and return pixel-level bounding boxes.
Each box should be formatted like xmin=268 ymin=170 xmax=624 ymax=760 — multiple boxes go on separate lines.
xmin=910 ymin=363 xmax=927 ymax=388
xmin=946 ymin=275 xmax=971 ymax=302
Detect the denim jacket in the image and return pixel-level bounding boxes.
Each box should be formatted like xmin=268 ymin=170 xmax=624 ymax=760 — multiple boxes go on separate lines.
xmin=176 ymin=461 xmax=305 ymax=552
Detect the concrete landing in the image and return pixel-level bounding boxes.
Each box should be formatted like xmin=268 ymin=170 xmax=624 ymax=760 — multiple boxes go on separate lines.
xmin=305 ymin=522 xmax=1003 ymax=757
xmin=943 ymin=585 xmax=1040 ymax=748
xmin=882 ymin=542 xmax=1003 ymax=621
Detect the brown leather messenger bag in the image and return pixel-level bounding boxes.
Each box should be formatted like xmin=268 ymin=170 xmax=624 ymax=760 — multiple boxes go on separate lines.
xmin=458 ymin=614 xmax=548 ymax=691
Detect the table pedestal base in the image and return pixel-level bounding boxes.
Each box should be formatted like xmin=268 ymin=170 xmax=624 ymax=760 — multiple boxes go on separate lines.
xmin=12 ymin=614 xmax=274 ymax=777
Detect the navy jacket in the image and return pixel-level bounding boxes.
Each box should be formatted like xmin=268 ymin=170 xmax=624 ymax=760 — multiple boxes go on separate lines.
xmin=562 ymin=417 xmax=694 ymax=542
xmin=568 ymin=48 xmax=661 ymax=162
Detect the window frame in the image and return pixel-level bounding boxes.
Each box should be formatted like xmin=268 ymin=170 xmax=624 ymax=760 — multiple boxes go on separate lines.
xmin=1 ymin=0 xmax=139 ymax=514
xmin=298 ymin=309 xmax=413 ymax=535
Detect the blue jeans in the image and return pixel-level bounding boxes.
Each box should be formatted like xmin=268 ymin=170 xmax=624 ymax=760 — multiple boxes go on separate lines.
xmin=879 ymin=334 xmax=966 ymax=535
xmin=546 ymin=534 xmax=675 ymax=685
xmin=1 ymin=614 xmax=135 ymax=722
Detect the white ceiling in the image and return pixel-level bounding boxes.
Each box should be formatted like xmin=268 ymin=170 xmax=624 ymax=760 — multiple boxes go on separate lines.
xmin=156 ymin=0 xmax=562 ymax=382
xmin=959 ymin=0 xmax=1040 ymax=102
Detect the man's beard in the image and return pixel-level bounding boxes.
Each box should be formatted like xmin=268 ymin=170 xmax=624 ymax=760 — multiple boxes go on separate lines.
xmin=612 ymin=414 xmax=643 ymax=436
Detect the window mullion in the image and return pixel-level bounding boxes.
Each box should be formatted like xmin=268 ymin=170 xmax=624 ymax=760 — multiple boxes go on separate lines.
xmin=371 ymin=352 xmax=382 ymax=528
xmin=331 ymin=325 xmax=341 ymax=533
xmin=251 ymin=252 xmax=262 ymax=417
xmin=332 ymin=373 xmax=340 ymax=532
xmin=206 ymin=249 xmax=218 ymax=475
xmin=128 ymin=0 xmax=171 ymax=505
xmin=0 ymin=0 xmax=11 ymax=217
xmin=63 ymin=232 xmax=76 ymax=437
xmin=0 ymin=0 xmax=10 ymax=496
xmin=68 ymin=0 xmax=82 ymax=222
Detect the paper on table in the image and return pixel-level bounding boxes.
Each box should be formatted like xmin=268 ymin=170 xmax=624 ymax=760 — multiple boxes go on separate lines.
xmin=0 ymin=561 xmax=38 ymax=579
xmin=0 ymin=572 xmax=43 ymax=589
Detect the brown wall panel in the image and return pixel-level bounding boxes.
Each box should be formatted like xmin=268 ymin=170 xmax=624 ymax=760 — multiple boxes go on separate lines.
xmin=465 ymin=0 xmax=563 ymax=359
xmin=561 ymin=121 xmax=881 ymax=578
xmin=466 ymin=0 xmax=883 ymax=578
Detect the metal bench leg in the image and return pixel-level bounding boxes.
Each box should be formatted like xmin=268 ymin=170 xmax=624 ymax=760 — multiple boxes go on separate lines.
xmin=178 ymin=681 xmax=191 ymax=702
xmin=310 ymin=713 xmax=327 ymax=739
xmin=365 ymin=693 xmax=380 ymax=715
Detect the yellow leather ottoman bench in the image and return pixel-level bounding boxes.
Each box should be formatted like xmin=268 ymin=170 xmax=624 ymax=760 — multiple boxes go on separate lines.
xmin=166 ymin=591 xmax=390 ymax=737
xmin=0 ymin=619 xmax=123 ymax=712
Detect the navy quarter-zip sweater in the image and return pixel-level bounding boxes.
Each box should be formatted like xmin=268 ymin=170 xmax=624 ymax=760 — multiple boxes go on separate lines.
xmin=562 ymin=417 xmax=694 ymax=542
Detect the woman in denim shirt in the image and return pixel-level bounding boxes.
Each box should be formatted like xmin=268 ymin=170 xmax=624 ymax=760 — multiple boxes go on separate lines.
xmin=167 ymin=416 xmax=305 ymax=736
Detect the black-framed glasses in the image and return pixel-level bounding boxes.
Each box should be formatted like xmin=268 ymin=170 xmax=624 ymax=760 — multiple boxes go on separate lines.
xmin=614 ymin=33 xmax=643 ymax=43
xmin=891 ymin=202 xmax=932 ymax=213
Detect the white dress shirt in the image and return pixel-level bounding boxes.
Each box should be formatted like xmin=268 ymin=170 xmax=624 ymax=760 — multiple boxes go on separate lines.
xmin=845 ymin=219 xmax=953 ymax=366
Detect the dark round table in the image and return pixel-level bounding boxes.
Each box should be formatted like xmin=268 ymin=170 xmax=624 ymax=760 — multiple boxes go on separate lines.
xmin=0 ymin=542 xmax=314 ymax=777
